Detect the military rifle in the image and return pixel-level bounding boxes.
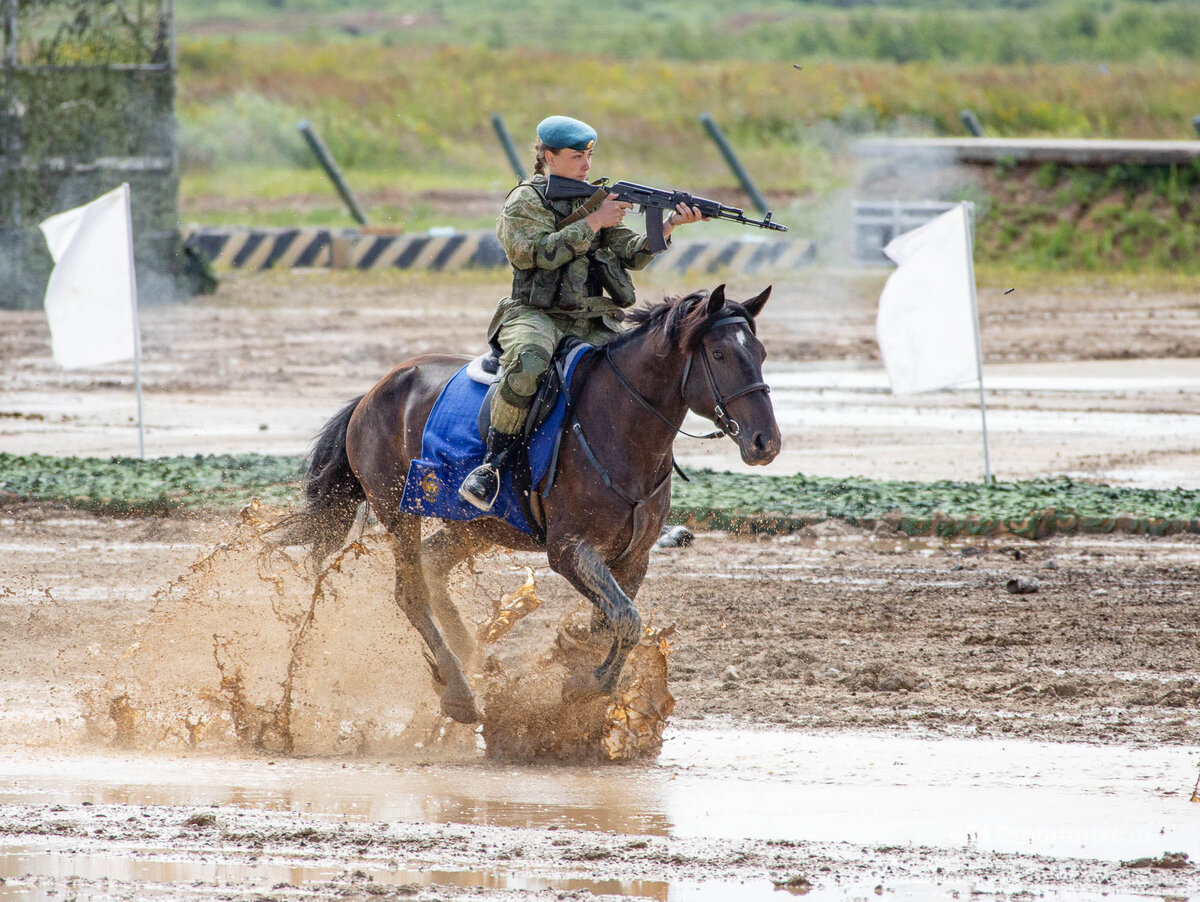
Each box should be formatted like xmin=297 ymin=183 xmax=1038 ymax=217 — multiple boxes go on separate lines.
xmin=545 ymin=175 xmax=788 ymax=253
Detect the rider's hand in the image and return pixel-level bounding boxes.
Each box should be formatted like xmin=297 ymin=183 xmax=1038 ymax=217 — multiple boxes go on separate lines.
xmin=667 ymin=203 xmax=706 ymax=227
xmin=663 ymin=202 xmax=707 ymax=240
xmin=584 ymin=194 xmax=634 ymax=231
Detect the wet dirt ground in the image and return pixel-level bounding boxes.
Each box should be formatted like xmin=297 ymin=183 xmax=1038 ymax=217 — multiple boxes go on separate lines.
xmin=2 ymin=269 xmax=1200 ymax=899
xmin=2 ymin=507 xmax=1200 ymax=899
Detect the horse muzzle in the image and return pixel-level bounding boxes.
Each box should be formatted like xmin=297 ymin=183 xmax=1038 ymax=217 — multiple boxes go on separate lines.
xmin=736 ymin=422 xmax=781 ymax=466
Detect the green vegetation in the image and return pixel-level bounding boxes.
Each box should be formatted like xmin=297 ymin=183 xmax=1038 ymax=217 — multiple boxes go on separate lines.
xmin=671 ymin=470 xmax=1200 ymax=538
xmin=0 ymin=453 xmax=303 ymax=515
xmin=5 ymin=454 xmax=1200 ymax=539
xmin=172 ymin=2 xmax=1200 ymax=270
xmin=177 ymin=43 xmax=1200 ymax=185
xmin=176 ymin=1 xmax=1200 ymax=65
xmin=977 ymin=162 xmax=1200 ymax=272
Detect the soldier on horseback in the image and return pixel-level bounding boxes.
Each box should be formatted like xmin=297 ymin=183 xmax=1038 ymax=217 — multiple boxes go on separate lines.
xmin=459 ymin=115 xmax=706 ymax=511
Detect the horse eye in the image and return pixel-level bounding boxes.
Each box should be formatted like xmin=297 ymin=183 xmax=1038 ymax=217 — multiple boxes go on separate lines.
xmin=712 ymin=349 xmax=724 ymax=360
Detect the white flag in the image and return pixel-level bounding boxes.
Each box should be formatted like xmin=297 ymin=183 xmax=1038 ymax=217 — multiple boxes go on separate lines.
xmin=39 ymin=184 xmax=138 ymax=370
xmin=875 ymin=203 xmax=978 ymax=395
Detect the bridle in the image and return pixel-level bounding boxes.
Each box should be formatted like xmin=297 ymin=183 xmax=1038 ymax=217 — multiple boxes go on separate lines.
xmin=562 ymin=312 xmax=771 ymax=561
xmin=602 ymin=314 xmax=772 ymax=441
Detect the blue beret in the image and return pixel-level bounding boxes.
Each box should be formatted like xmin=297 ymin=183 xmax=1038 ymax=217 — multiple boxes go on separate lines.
xmin=537 ymin=115 xmax=597 ymax=152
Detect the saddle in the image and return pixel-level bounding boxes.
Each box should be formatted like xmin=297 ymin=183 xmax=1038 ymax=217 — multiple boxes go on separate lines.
xmin=468 ymin=337 xmax=586 ymax=445
xmin=398 ymin=338 xmax=595 ymax=543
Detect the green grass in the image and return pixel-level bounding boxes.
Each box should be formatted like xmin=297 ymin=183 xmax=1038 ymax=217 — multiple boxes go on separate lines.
xmin=979 ymin=163 xmax=1200 ymax=272
xmin=5 ymin=453 xmax=1200 ymax=539
xmin=173 ymin=36 xmax=1200 ymax=271
xmin=0 ymin=453 xmax=303 ymax=515
xmin=175 ymin=1 xmax=1200 ymax=66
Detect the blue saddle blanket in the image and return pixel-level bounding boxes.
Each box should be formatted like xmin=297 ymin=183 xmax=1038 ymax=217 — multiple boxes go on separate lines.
xmin=398 ymin=344 xmax=593 ymax=534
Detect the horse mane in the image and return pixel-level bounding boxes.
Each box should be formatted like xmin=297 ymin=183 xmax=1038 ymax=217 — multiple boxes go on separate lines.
xmin=616 ymin=289 xmax=758 ymax=352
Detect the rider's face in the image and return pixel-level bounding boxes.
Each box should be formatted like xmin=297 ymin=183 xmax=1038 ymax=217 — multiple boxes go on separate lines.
xmin=545 ymin=148 xmax=592 ymax=181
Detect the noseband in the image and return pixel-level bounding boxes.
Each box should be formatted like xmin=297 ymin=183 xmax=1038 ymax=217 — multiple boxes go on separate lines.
xmin=603 ymin=314 xmax=771 ymax=441
xmin=568 ymin=313 xmax=772 ymax=561
xmin=678 ymin=315 xmax=771 ymax=438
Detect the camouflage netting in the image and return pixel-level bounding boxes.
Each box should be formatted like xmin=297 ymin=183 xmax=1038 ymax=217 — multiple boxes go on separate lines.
xmin=0 ymin=0 xmax=199 ymax=309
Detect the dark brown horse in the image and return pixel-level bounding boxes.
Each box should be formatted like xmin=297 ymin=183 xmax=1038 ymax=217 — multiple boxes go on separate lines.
xmin=278 ymin=284 xmax=781 ymax=724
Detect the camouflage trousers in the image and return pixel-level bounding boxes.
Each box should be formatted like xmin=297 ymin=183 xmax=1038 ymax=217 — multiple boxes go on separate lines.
xmin=489 ymin=304 xmax=622 ymax=435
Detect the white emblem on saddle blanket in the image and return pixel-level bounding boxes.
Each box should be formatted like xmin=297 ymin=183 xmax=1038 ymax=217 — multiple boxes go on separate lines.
xmin=466 ymin=353 xmax=503 ymax=385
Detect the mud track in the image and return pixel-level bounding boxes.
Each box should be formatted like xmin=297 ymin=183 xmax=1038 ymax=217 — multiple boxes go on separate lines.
xmin=2 ymin=270 xmax=1200 ymax=899
xmin=2 ymin=503 xmax=1200 ymax=898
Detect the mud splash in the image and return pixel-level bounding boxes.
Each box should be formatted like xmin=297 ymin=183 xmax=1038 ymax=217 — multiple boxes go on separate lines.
xmin=482 ymin=616 xmax=675 ymax=763
xmin=82 ymin=503 xmax=673 ymax=762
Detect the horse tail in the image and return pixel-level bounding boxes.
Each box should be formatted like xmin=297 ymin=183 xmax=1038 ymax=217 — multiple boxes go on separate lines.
xmin=269 ymin=395 xmax=366 ymax=562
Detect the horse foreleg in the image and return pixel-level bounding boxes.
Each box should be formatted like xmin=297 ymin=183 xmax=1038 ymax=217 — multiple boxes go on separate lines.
xmin=388 ymin=517 xmax=480 ymax=725
xmin=420 ymin=524 xmax=483 ymax=671
xmin=589 ymin=556 xmax=649 ymax=636
xmin=551 ymin=542 xmax=643 ymax=700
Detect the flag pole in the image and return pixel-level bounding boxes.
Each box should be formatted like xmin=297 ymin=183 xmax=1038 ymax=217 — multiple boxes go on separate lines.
xmin=962 ymin=201 xmax=992 ymax=484
xmin=123 ymin=183 xmax=145 ymax=459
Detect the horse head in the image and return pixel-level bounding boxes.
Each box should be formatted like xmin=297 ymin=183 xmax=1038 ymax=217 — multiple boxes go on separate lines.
xmin=679 ymin=284 xmax=781 ymax=466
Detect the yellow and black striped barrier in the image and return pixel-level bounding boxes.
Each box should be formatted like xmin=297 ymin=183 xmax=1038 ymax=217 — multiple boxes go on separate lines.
xmin=646 ymin=236 xmax=815 ymax=274
xmin=181 ymin=227 xmax=815 ymax=275
xmin=182 ymin=227 xmax=337 ymax=270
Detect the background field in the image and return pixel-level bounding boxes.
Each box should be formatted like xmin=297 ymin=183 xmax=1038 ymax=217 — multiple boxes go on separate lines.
xmin=177 ymin=0 xmax=1200 ymax=65
xmin=173 ymin=0 xmax=1200 ymax=271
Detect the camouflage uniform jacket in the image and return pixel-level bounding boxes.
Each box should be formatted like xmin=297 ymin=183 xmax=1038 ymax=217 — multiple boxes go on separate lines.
xmin=488 ymin=174 xmax=664 ymax=341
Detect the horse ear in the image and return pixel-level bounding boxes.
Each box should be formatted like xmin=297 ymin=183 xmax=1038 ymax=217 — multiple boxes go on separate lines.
xmin=705 ymin=284 xmax=727 ymax=317
xmin=743 ymin=285 xmax=772 ymax=318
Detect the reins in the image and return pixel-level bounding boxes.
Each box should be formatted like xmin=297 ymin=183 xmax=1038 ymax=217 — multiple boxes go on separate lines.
xmin=602 ymin=348 xmax=722 ymax=440
xmin=603 ymin=314 xmax=771 ymax=441
xmin=563 ymin=312 xmax=772 ymax=560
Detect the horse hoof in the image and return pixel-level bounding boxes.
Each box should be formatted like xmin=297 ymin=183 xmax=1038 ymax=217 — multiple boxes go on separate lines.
xmin=561 ymin=669 xmax=605 ymax=705
xmin=441 ymin=694 xmax=481 ymax=725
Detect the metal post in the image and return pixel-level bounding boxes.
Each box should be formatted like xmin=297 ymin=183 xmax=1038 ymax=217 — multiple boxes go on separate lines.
xmin=960 ymin=110 xmax=985 ymax=137
xmin=1 ymin=97 xmax=21 ymax=304
xmin=491 ymin=113 xmax=527 ymax=182
xmin=3 ymin=0 xmax=17 ymax=67
xmin=123 ymin=184 xmax=145 ymax=458
xmin=1 ymin=2 xmax=21 ymax=303
xmin=698 ymin=112 xmax=770 ymax=217
xmin=962 ymin=201 xmax=992 ymax=485
xmin=297 ymin=119 xmax=369 ymax=226
xmin=167 ymin=0 xmax=176 ymax=70
xmin=0 ymin=94 xmax=19 ymax=227
xmin=1193 ymin=115 xmax=1200 ymax=140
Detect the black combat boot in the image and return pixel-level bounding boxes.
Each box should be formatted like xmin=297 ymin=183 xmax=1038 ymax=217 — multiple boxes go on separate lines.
xmin=458 ymin=427 xmax=520 ymax=512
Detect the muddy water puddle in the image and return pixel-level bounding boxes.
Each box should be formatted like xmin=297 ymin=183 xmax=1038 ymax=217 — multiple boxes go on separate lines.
xmin=659 ymin=731 xmax=1199 ymax=859
xmin=0 ymin=850 xmax=1163 ymax=902
xmin=2 ymin=729 xmax=1197 ymax=852
xmin=3 ymin=730 xmax=1197 ymax=857
xmin=0 ymin=846 xmax=691 ymax=901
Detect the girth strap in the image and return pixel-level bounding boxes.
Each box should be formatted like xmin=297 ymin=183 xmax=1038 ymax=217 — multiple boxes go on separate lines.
xmin=569 ymin=410 xmax=673 ymax=562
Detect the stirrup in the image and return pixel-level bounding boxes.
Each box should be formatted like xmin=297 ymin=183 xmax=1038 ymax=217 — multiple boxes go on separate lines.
xmin=458 ymin=463 xmax=501 ymax=512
